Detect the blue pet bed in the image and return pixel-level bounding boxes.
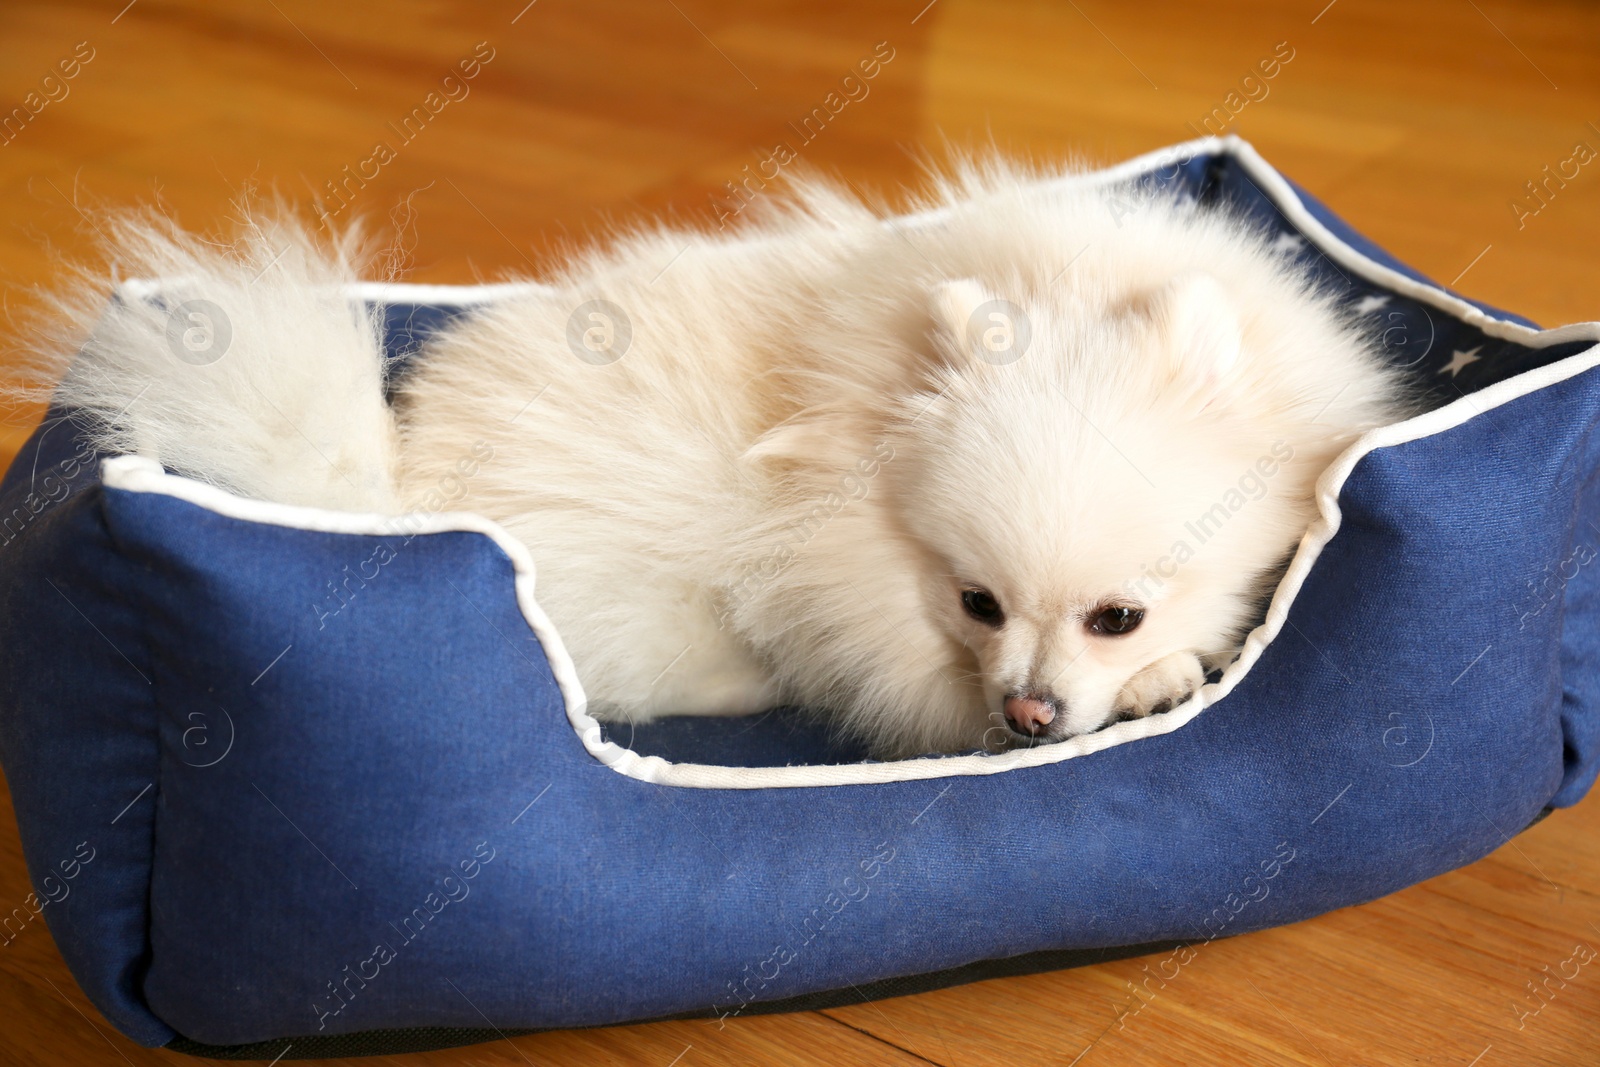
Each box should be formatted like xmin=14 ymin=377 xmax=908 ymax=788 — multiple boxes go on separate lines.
xmin=4 ymin=137 xmax=1599 ymax=1059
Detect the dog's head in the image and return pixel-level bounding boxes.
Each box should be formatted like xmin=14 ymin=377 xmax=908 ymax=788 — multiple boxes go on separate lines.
xmin=888 ymin=273 xmax=1312 ymax=748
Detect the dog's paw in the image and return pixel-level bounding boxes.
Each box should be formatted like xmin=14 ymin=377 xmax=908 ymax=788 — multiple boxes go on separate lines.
xmin=1115 ymin=651 xmax=1206 ymax=720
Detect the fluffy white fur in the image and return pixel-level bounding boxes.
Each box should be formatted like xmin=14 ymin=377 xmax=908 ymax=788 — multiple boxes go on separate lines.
xmin=31 ymin=160 xmax=1412 ymax=758
xmin=40 ymin=215 xmax=400 ymax=512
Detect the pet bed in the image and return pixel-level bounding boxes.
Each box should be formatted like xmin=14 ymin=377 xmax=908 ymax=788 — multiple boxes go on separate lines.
xmin=3 ymin=136 xmax=1599 ymax=1059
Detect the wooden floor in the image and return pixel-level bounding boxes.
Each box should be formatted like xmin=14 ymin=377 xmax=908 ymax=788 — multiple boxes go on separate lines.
xmin=2 ymin=0 xmax=1600 ymax=1063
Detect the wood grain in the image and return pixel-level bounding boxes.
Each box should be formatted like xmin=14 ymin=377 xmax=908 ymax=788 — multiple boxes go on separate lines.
xmin=2 ymin=0 xmax=1599 ymax=1063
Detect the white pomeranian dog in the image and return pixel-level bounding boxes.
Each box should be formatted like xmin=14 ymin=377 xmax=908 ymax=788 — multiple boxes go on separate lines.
xmin=36 ymin=157 xmax=1410 ymax=758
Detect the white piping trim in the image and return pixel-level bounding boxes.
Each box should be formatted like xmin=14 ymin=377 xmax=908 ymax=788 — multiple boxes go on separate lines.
xmin=115 ymin=275 xmax=549 ymax=307
xmin=101 ymin=138 xmax=1600 ymax=789
xmin=345 ymin=280 xmax=545 ymax=304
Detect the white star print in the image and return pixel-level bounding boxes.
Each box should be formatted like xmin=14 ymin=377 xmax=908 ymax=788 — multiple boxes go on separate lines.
xmin=1354 ymin=294 xmax=1390 ymax=314
xmin=1271 ymin=233 xmax=1305 ymax=254
xmin=1438 ymin=346 xmax=1483 ymax=377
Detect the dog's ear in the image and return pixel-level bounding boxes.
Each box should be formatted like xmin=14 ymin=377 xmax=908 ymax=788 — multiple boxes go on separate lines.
xmin=928 ymin=278 xmax=998 ymax=356
xmin=743 ymin=418 xmax=836 ymax=467
xmin=1157 ymin=273 xmax=1241 ymax=405
xmin=928 ymin=278 xmax=1033 ymax=368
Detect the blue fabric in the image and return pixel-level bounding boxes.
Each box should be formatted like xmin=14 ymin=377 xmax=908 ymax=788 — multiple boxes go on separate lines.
xmin=1 ymin=147 xmax=1597 ymax=1049
xmin=0 ymin=414 xmax=171 ymax=1046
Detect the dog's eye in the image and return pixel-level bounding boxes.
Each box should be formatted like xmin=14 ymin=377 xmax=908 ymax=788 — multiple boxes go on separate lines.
xmin=1090 ymin=606 xmax=1144 ymax=636
xmin=961 ymin=587 xmax=1005 ymax=626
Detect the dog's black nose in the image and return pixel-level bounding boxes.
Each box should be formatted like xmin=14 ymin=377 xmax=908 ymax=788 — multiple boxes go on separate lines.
xmin=1004 ymin=693 xmax=1056 ymax=736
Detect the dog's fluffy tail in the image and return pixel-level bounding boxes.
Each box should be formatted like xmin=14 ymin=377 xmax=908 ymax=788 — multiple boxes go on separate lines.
xmin=23 ymin=207 xmax=400 ymax=512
